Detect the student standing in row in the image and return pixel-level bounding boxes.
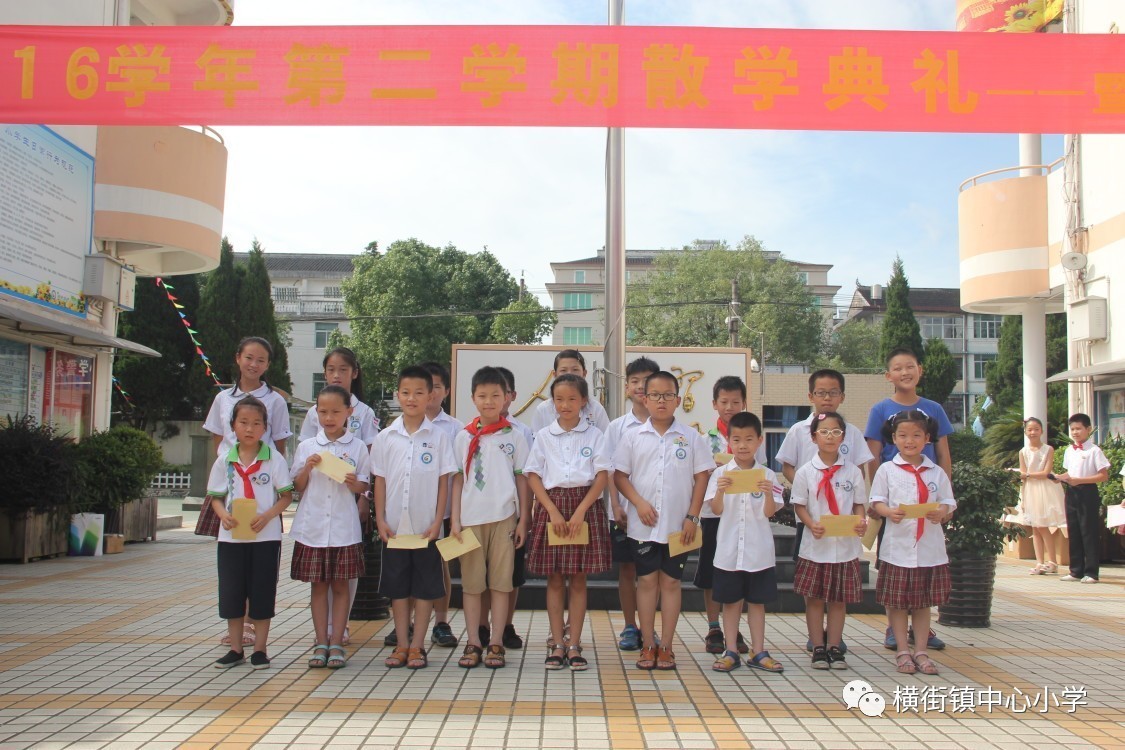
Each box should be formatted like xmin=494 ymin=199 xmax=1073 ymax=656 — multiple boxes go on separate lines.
xmin=531 ymin=350 xmax=610 ymax=433
xmin=1018 ymin=417 xmax=1066 ymax=575
xmin=1054 ymin=413 xmax=1110 ymax=584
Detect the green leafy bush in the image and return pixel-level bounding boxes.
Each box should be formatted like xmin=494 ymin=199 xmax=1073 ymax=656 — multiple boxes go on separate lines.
xmin=947 ymin=462 xmax=1024 ymax=559
xmin=0 ymin=415 xmax=79 ymax=517
xmin=1051 ymin=434 xmax=1125 ymax=507
xmin=73 ymin=425 xmax=164 ymax=512
xmin=947 ymin=430 xmax=985 ymax=465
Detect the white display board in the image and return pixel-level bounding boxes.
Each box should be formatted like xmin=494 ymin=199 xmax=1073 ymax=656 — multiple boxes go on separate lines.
xmin=451 ymin=345 xmax=752 ymax=436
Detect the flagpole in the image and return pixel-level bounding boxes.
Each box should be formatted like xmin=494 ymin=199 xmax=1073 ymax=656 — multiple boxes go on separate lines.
xmin=604 ymin=0 xmax=626 ymax=420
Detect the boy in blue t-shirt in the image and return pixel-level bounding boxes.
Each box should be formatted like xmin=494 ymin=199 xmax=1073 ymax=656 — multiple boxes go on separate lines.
xmin=864 ymin=347 xmax=954 ymax=652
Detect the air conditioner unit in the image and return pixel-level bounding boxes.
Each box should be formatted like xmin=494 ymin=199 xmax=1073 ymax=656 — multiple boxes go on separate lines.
xmin=1069 ymin=297 xmax=1107 ymax=341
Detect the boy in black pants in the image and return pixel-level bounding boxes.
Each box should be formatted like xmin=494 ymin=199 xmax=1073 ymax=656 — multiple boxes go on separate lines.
xmin=1054 ymin=413 xmax=1109 ymax=584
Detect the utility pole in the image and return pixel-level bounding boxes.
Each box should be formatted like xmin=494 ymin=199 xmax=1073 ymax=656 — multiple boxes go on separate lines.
xmin=728 ymin=279 xmax=740 ymax=348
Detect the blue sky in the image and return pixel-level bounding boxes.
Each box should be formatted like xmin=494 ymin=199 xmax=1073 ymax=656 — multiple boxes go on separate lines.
xmin=220 ymin=0 xmax=1063 ymax=310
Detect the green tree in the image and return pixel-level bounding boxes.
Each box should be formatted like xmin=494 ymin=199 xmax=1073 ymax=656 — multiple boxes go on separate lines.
xmin=921 ymin=337 xmax=958 ymax=406
xmin=984 ymin=313 xmax=1068 ymax=424
xmin=343 ymin=239 xmax=521 ymax=388
xmin=240 ymin=239 xmax=292 ymax=392
xmin=878 ymin=256 xmax=925 ymax=367
xmin=817 ymin=319 xmax=883 ymax=372
xmin=628 ymin=236 xmax=825 ymax=363
xmin=197 ymin=237 xmax=243 ymax=384
xmin=490 ymin=295 xmax=557 ymax=345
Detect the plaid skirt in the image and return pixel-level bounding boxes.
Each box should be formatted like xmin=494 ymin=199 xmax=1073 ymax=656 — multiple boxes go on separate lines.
xmin=527 ymin=485 xmax=612 ymax=576
xmin=290 ymin=542 xmax=365 ymax=582
xmin=793 ymin=558 xmax=862 ymax=603
xmin=194 ymin=499 xmax=220 ymax=537
xmin=875 ymin=562 xmax=951 ymax=611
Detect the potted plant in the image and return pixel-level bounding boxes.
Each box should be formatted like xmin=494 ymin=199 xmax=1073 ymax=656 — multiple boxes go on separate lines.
xmin=74 ymin=425 xmax=164 ymax=542
xmin=0 ymin=415 xmax=79 ymax=562
xmin=938 ymin=462 xmax=1024 ymax=628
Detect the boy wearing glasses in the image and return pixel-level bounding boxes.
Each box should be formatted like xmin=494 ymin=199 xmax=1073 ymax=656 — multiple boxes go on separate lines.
xmin=614 ymin=371 xmax=713 ymax=671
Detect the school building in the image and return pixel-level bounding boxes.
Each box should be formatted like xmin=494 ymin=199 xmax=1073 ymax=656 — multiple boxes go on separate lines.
xmin=0 ymin=0 xmax=230 ymax=436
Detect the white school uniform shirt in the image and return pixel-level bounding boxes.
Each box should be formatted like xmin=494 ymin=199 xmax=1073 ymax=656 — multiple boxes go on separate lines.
xmin=775 ymin=415 xmax=874 ymax=474
xmin=605 ymin=409 xmax=646 ymax=512
xmin=1062 ymin=442 xmax=1110 ymax=478
xmin=507 ymin=416 xmax=537 ymax=449
xmin=203 ymin=383 xmax=293 ymax=456
xmin=454 ymin=424 xmax=529 ymax=527
xmin=429 ymin=410 xmax=465 ymax=520
xmin=532 ymin=397 xmax=610 ymax=434
xmin=789 ymin=456 xmax=866 ymax=564
xmin=289 ymin=430 xmax=371 ymax=548
xmin=615 ymin=418 xmax=713 ymax=543
xmin=704 ymin=425 xmax=767 ymax=519
xmin=300 ymin=394 xmax=380 ymax=445
xmin=525 ymin=420 xmax=613 ymax=490
xmin=706 ymin=460 xmax=785 ymax=573
xmin=205 ymin=442 xmax=293 ymax=543
xmin=370 ymin=415 xmax=457 ymax=536
xmin=870 ymin=455 xmax=957 ymax=568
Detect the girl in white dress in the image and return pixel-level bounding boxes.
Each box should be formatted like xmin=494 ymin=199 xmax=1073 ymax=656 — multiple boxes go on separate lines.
xmin=1018 ymin=417 xmax=1066 ymax=575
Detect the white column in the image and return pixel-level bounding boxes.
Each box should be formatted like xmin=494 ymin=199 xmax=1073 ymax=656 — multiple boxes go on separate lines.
xmin=1022 ymin=301 xmax=1047 ymax=429
xmin=1019 ymin=133 xmax=1042 ymax=177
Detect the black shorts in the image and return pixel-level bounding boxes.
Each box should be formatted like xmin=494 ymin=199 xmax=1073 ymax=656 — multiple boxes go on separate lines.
xmin=380 ymin=544 xmax=446 ymax=601
xmin=609 ymin=521 xmax=633 ymax=564
xmin=692 ymin=517 xmax=721 ymax=589
xmin=712 ymin=567 xmax=778 ymax=605
xmin=512 ymin=544 xmax=527 ymax=588
xmin=628 ymin=539 xmax=689 ymax=579
xmin=217 ymin=540 xmax=281 ymax=621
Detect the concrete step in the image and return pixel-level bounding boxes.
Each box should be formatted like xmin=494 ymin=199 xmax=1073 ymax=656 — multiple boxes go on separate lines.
xmin=156 ymin=515 xmax=182 ymax=531
xmin=182 ymin=498 xmax=204 ymax=511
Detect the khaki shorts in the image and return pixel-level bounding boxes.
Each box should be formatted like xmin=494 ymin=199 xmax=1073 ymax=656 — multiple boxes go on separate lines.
xmin=460 ymin=514 xmax=517 ymax=595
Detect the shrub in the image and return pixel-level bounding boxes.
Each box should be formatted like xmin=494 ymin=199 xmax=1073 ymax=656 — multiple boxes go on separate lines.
xmin=947 ymin=462 xmax=1024 ymax=559
xmin=0 ymin=415 xmax=79 ymax=518
xmin=947 ymin=430 xmax=985 ymax=465
xmin=73 ymin=425 xmax=164 ymax=513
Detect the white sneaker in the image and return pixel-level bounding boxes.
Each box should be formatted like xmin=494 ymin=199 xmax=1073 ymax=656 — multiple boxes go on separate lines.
xmin=1059 ymin=574 xmax=1079 ymax=581
xmin=1080 ymin=576 xmax=1099 ymax=584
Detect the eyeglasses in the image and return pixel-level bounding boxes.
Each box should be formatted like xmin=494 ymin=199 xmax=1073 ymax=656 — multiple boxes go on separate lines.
xmin=815 ymin=429 xmax=844 ymax=438
xmin=812 ymin=390 xmax=842 ymax=399
xmin=645 ymin=392 xmax=678 ymax=402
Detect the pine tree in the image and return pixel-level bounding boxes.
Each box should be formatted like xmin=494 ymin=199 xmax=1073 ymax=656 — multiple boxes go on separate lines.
xmin=985 ymin=315 xmax=1022 ymax=411
xmin=240 ymin=239 xmax=292 ymax=391
xmin=878 ymin=256 xmax=925 ymax=367
xmin=197 ymin=237 xmax=243 ymax=384
xmin=921 ymin=337 xmax=958 ymax=407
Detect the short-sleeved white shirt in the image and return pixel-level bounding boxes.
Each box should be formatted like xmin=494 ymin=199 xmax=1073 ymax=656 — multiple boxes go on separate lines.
xmin=789 ymin=456 xmax=866 ymax=563
xmin=206 ymin=442 xmax=293 ymax=543
xmin=203 ymin=383 xmax=293 ymax=456
xmin=706 ymin=461 xmax=785 ymax=573
xmin=370 ymin=416 xmax=457 ymax=536
xmin=289 ymin=430 xmax=370 ymax=548
xmin=775 ymin=415 xmax=874 ymax=473
xmin=615 ymin=419 xmax=713 ymax=543
xmin=532 ymin=397 xmax=610 ymax=434
xmin=508 ymin=416 xmax=537 ymax=449
xmin=605 ymin=409 xmax=646 ymax=511
xmin=454 ymin=424 xmax=529 ymax=526
xmin=871 ymin=455 xmax=957 ymax=568
xmin=300 ymin=394 xmax=380 ymax=446
xmin=705 ymin=425 xmax=768 ymax=513
xmin=1062 ymin=443 xmax=1111 ymax=478
xmin=525 ymin=420 xmax=612 ymax=490
xmin=430 ymin=410 xmax=465 ymax=519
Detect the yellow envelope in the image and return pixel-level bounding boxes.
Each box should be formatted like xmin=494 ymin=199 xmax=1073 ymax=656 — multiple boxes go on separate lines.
xmin=667 ymin=530 xmax=703 ymax=556
xmin=315 ymin=451 xmax=354 ymax=483
xmin=861 ymin=517 xmax=882 ymax=550
xmin=548 ymin=522 xmax=589 ymax=546
xmin=726 ymin=468 xmax=766 ymax=494
xmin=230 ymin=498 xmax=258 ymax=540
xmin=819 ymin=514 xmax=863 ymax=538
xmin=714 ymin=452 xmax=734 ymax=465
xmin=435 ymin=528 xmax=481 ymax=561
xmin=387 ymin=534 xmax=430 ymax=549
xmin=900 ymin=503 xmax=935 ymax=519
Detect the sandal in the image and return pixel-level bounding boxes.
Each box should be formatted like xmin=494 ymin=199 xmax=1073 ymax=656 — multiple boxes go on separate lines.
xmin=308 ymin=644 xmax=329 ymax=669
xmin=712 ymin=649 xmax=740 ymax=672
xmin=636 ymin=645 xmax=657 ymax=670
xmin=1042 ymin=561 xmax=1058 ymax=574
xmin=484 ymin=644 xmax=506 ymax=669
xmin=567 ymin=645 xmax=588 ymax=672
xmin=241 ymin=622 xmax=256 ymax=647
xmin=912 ymin=652 xmax=939 ymax=676
xmin=326 ymin=645 xmax=347 ymax=669
xmin=406 ymin=647 xmax=428 ymax=669
xmin=459 ymin=644 xmax=483 ymax=669
xmin=544 ymin=645 xmax=567 ymax=671
xmin=655 ymin=645 xmax=677 ymax=670
xmin=384 ymin=646 xmax=409 ymax=668
xmin=747 ymin=650 xmax=784 ymax=673
xmin=895 ymin=651 xmax=917 ymax=674
xmin=1028 ymin=564 xmax=1046 ymax=575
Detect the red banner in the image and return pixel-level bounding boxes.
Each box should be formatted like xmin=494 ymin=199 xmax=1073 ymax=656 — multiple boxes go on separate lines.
xmin=1 ymin=25 xmax=1123 ymax=132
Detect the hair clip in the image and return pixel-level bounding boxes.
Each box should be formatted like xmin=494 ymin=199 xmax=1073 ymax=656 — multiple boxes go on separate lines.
xmin=816 ymin=413 xmax=828 ymax=421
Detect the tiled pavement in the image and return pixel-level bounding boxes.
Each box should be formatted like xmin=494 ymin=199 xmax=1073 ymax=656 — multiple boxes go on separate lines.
xmin=0 ymin=520 xmax=1122 ymax=749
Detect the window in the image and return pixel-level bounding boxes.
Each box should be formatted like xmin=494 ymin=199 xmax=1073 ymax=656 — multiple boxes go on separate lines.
xmin=574 ymin=270 xmax=586 ymax=283
xmin=563 ymin=292 xmax=592 ymax=310
xmin=762 ymin=405 xmax=811 ymax=429
xmin=919 ymin=316 xmax=963 ymax=341
xmin=563 ymin=327 xmax=592 ymax=345
xmin=973 ymin=314 xmax=1002 ymax=339
xmin=323 ymin=286 xmax=342 ymax=298
xmin=314 ymin=322 xmax=338 ymax=349
xmin=796 ymin=272 xmax=809 ymax=284
xmin=973 ymin=353 xmax=997 ymax=380
xmin=312 ymin=373 xmax=326 ymax=397
xmin=272 ymin=286 xmax=297 ymax=302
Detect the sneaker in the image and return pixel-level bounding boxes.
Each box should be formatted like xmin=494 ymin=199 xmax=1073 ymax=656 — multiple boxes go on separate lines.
xmin=704 ymin=627 xmax=725 ymax=655
xmin=1080 ymin=576 xmax=1099 ymax=584
xmin=1059 ymin=574 xmax=1080 ymax=581
xmin=827 ymin=646 xmax=847 ymax=670
xmin=385 ymin=625 xmax=413 ymax=648
xmin=811 ymin=646 xmax=830 ymax=670
xmin=618 ymin=625 xmax=641 ymax=651
xmin=249 ymin=651 xmax=270 ymax=670
xmin=502 ymin=624 xmax=524 ymax=650
xmin=908 ymin=628 xmax=946 ymax=650
xmin=431 ymin=622 xmax=458 ymax=647
xmin=214 ymin=650 xmax=245 ymax=669
xmin=479 ymin=625 xmax=491 ymax=646
xmin=883 ymin=627 xmax=897 ymax=650
xmin=735 ymin=632 xmax=750 ymax=655
xmin=806 ymin=631 xmax=847 ymax=654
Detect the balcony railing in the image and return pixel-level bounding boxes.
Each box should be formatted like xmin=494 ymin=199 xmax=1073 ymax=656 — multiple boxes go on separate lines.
xmin=273 ymin=299 xmax=345 ymax=317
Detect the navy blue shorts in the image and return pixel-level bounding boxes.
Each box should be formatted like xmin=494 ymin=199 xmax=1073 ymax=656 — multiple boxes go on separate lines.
xmin=712 ymin=567 xmax=778 ymax=606
xmin=692 ymin=517 xmax=721 ymax=589
xmin=628 ymin=539 xmax=689 ymax=579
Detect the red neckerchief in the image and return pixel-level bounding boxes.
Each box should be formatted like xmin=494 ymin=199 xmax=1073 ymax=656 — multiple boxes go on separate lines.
xmin=897 ymin=463 xmax=930 ymax=542
xmin=818 ymin=464 xmax=842 ymax=515
xmin=233 ymin=457 xmax=263 ymax=499
xmin=1073 ymin=442 xmax=1084 ymax=451
xmin=716 ymin=419 xmax=729 ymax=451
xmin=464 ymin=417 xmax=511 ymax=475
